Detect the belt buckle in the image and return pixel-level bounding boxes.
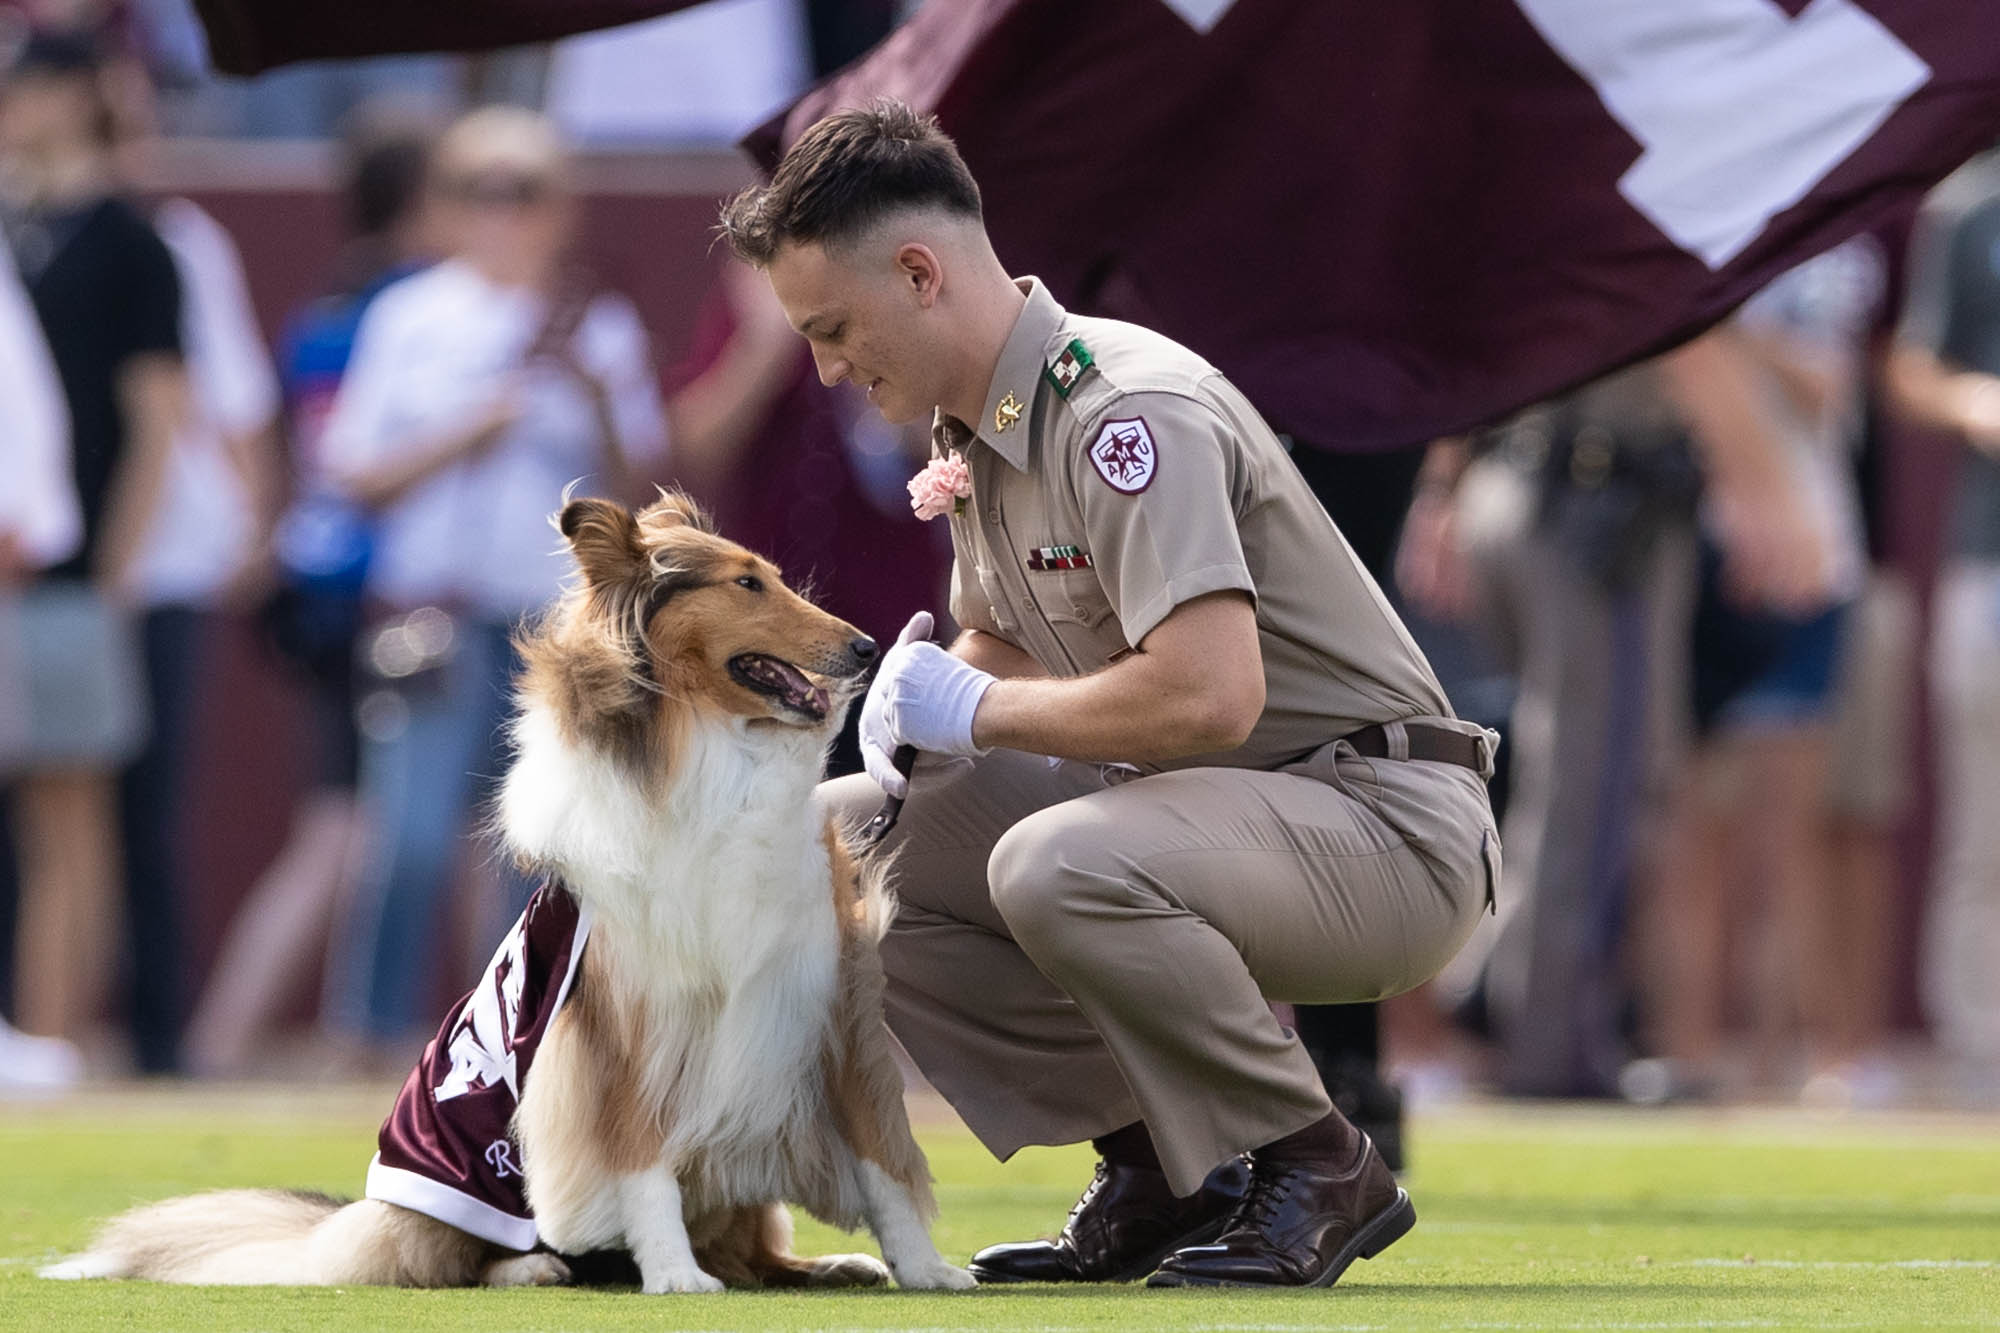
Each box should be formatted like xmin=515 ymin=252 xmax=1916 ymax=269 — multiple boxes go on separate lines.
xmin=1472 ymin=728 xmax=1499 ymax=781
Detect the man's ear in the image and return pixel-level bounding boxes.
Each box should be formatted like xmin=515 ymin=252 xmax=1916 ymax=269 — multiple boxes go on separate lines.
xmin=895 ymin=242 xmax=943 ymax=308
xmin=558 ymin=496 xmax=646 ymax=590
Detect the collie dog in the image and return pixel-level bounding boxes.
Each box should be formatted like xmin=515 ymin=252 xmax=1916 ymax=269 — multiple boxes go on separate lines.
xmin=45 ymin=493 xmax=975 ymax=1294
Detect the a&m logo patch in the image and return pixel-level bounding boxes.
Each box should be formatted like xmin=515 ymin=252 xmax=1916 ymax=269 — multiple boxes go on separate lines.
xmin=1089 ymin=418 xmax=1157 ymax=494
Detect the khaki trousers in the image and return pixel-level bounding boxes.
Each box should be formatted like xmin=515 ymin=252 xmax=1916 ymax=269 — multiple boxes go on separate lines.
xmin=820 ymin=731 xmax=1497 ymax=1196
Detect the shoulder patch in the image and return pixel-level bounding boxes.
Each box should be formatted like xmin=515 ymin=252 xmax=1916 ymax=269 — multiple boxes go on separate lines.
xmin=1044 ymin=338 xmax=1095 ymax=399
xmin=1088 ymin=417 xmax=1158 ymax=494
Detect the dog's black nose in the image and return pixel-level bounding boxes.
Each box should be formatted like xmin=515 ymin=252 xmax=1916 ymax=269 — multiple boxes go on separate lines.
xmin=849 ymin=635 xmax=879 ymax=664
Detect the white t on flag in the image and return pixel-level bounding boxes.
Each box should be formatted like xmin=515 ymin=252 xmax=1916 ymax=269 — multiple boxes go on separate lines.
xmin=1517 ymin=0 xmax=1930 ymax=268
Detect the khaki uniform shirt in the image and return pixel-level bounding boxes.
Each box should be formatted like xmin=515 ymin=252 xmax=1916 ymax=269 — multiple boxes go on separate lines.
xmin=939 ymin=278 xmax=1454 ymax=773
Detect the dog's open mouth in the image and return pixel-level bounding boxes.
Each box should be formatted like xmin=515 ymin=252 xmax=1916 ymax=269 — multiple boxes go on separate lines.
xmin=728 ymin=654 xmax=832 ymax=723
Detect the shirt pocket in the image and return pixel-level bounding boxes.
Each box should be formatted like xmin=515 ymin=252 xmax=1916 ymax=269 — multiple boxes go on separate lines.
xmin=1039 ymin=568 xmax=1126 ymax=666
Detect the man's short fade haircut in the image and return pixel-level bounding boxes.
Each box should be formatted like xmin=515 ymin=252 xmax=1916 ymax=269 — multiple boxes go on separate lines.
xmin=720 ymin=100 xmax=982 ymax=267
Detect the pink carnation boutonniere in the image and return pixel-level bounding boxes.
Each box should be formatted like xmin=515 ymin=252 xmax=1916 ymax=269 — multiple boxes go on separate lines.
xmin=908 ymin=450 xmax=973 ymax=521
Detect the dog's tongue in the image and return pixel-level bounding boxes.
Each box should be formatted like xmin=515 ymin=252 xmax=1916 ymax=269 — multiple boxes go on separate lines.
xmin=743 ymin=654 xmax=828 ymax=717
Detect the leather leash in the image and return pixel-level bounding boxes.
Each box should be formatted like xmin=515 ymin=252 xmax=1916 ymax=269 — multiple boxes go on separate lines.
xmin=855 ymin=744 xmax=918 ymax=851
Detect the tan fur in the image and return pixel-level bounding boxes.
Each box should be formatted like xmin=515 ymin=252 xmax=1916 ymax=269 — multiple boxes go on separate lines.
xmin=515 ymin=855 xmax=932 ymax=1283
xmin=544 ymin=949 xmax=673 ymax=1176
xmin=52 ymin=1190 xmax=500 ymax=1287
xmin=79 ymin=1190 xmax=344 ymax=1284
xmin=508 ymin=496 xmax=946 ymax=1287
xmin=519 ymin=492 xmax=867 ymax=791
xmin=823 ymin=827 xmax=936 ymax=1215
xmin=308 ymin=1200 xmax=491 ymax=1287
xmin=49 ymin=493 xmax=953 ymax=1292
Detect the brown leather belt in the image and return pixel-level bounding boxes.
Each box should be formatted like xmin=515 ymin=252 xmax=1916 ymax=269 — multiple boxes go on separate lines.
xmin=858 ymin=724 xmax=1488 ymax=858
xmin=1344 ymin=721 xmax=1489 ymax=772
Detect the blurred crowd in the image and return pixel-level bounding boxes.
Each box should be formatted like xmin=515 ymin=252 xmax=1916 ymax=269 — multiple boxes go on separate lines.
xmin=0 ymin=2 xmax=1995 ymax=1115
xmin=1385 ymin=223 xmax=2000 ymax=1113
xmin=0 ymin=6 xmax=946 ymax=1088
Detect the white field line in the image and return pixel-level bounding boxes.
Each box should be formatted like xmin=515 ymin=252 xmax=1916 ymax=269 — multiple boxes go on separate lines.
xmin=1683 ymin=1257 xmax=1997 ymax=1269
xmin=1432 ymin=1184 xmax=2000 ymax=1208
xmin=1176 ymin=1320 xmax=1992 ymax=1328
xmin=788 ymin=1321 xmax=2000 ymax=1333
xmin=1195 ymin=1322 xmax=1989 ymax=1332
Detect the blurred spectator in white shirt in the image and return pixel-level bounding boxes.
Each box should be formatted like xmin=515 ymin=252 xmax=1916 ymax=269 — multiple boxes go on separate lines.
xmin=1 ymin=28 xmax=188 ymax=1073
xmin=317 ymin=106 xmax=666 ymax=1060
xmin=183 ymin=112 xmax=437 ymax=1078
xmin=0 ymin=229 xmax=77 ymax=580
xmin=0 ymin=225 xmax=88 ymax=1092
xmin=322 ymin=255 xmax=666 ymax=619
xmin=1889 ymin=150 xmax=2000 ymax=1100
xmin=1639 ymin=240 xmax=1883 ymax=1104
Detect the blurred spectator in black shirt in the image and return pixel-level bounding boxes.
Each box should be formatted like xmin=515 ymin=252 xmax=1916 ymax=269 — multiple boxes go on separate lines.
xmin=0 ymin=27 xmax=190 ymax=1065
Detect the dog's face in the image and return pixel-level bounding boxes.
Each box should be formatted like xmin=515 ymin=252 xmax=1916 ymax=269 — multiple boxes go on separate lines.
xmin=545 ymin=493 xmax=877 ymax=744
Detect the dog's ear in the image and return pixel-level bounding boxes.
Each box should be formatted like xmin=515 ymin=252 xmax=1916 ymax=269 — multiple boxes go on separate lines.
xmin=559 ymin=497 xmax=647 ymax=590
xmin=639 ymin=488 xmax=717 ymax=536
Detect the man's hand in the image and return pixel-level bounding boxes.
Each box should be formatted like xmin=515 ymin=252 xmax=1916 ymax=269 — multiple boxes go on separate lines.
xmin=859 ymin=611 xmax=997 ymax=797
xmin=1706 ymin=470 xmax=1835 ymax=614
xmin=1661 ymin=330 xmax=1836 ymax=615
xmin=1950 ymin=371 xmax=2000 ymax=455
xmin=334 ymin=383 xmax=523 ymax=511
xmin=1395 ymin=485 xmax=1474 ymax=622
xmin=0 ymin=532 xmax=29 ymax=586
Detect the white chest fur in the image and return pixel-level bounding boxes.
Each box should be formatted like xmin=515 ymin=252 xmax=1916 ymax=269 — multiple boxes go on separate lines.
xmin=499 ymin=707 xmax=841 ymax=1158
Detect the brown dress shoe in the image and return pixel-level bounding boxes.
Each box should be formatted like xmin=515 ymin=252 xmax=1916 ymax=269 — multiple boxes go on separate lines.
xmin=1147 ymin=1132 xmax=1414 ymax=1287
xmin=967 ymin=1156 xmax=1250 ymax=1284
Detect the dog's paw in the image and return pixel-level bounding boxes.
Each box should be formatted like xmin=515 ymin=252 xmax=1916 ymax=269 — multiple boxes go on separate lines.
xmin=806 ymin=1252 xmax=890 ymax=1288
xmin=641 ymin=1262 xmax=725 ymax=1294
xmin=481 ymin=1252 xmax=572 ymax=1287
xmin=892 ymin=1258 xmax=979 ymax=1291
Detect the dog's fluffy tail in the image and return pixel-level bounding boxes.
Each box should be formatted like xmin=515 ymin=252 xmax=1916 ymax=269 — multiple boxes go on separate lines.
xmin=41 ymin=1189 xmax=345 ymax=1284
xmin=45 ymin=1192 xmax=491 ymax=1286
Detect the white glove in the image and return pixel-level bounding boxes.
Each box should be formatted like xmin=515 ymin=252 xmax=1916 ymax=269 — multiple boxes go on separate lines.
xmin=859 ymin=611 xmax=996 ymax=798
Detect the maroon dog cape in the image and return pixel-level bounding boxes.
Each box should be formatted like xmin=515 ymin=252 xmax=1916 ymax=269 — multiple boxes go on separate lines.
xmin=365 ymin=882 xmax=593 ymax=1250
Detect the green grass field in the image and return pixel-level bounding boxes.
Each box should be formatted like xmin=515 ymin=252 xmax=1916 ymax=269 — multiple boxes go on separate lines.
xmin=1 ymin=1085 xmax=1994 ymax=1332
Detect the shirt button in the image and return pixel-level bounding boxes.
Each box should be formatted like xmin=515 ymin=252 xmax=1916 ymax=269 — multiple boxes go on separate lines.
xmin=988 ymin=509 xmax=1001 ymax=523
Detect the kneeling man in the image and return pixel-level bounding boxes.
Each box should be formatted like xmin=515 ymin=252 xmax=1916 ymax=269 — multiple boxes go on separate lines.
xmin=722 ymin=101 xmax=1499 ymax=1289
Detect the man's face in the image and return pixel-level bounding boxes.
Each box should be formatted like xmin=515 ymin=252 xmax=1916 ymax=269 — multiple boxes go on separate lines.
xmin=437 ymin=167 xmax=573 ymax=277
xmin=0 ymin=73 xmax=99 ymax=161
xmin=764 ymin=238 xmax=944 ymax=427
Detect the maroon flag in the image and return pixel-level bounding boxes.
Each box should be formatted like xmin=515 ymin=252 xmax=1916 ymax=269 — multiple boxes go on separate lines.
xmin=192 ymin=0 xmax=2000 ymax=446
xmin=753 ymin=0 xmax=2000 ymax=450
xmin=189 ymin=0 xmax=710 ymax=74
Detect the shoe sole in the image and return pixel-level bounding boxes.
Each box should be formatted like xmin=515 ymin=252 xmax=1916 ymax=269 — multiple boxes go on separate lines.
xmin=1144 ymin=1187 xmax=1416 ymax=1289
xmin=968 ymin=1212 xmax=1237 ymax=1285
